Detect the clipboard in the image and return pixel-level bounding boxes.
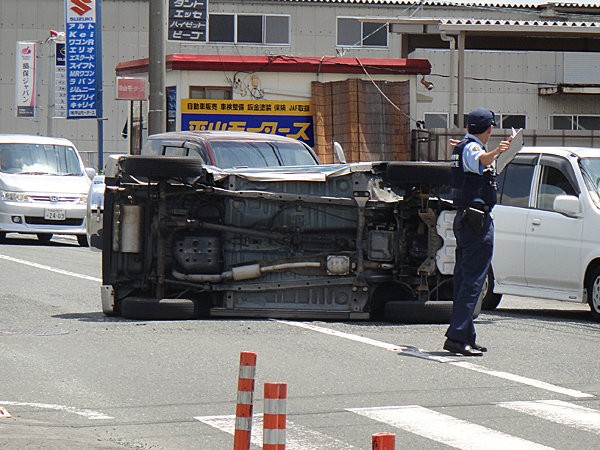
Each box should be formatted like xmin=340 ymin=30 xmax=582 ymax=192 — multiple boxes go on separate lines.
xmin=495 ymin=127 xmax=523 ymax=174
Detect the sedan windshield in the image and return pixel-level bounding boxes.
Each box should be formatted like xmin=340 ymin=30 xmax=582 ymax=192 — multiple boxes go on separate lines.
xmin=210 ymin=141 xmax=317 ymax=169
xmin=580 ymin=157 xmax=600 ymax=208
xmin=0 ymin=143 xmax=82 ymax=175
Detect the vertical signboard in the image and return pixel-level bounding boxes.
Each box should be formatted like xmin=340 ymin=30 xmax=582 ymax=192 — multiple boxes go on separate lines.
xmin=15 ymin=41 xmax=37 ymax=118
xmin=55 ymin=42 xmax=67 ymax=117
xmin=167 ymin=0 xmax=208 ymax=42
xmin=166 ymin=86 xmax=177 ymax=131
xmin=65 ymin=0 xmax=98 ymax=118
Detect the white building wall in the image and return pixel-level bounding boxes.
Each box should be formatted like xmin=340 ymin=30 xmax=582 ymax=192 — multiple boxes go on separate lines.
xmin=412 ymin=48 xmax=600 ymax=131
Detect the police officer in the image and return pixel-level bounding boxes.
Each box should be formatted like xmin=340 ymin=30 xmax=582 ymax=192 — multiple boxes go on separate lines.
xmin=444 ymin=107 xmax=511 ymax=356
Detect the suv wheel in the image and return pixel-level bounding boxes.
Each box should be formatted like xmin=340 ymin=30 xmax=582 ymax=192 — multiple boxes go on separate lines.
xmin=120 ymin=156 xmax=206 ymax=179
xmin=120 ymin=296 xmax=198 ymax=320
xmin=385 ymin=161 xmax=452 ymax=185
xmin=587 ymin=267 xmax=600 ymax=322
xmin=384 ymin=300 xmax=453 ymax=324
xmin=481 ymin=270 xmax=502 ymax=310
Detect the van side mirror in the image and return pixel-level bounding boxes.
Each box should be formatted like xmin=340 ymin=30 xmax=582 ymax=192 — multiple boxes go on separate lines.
xmin=333 ymin=141 xmax=347 ymax=164
xmin=553 ymin=194 xmax=581 ymax=217
xmin=85 ymin=167 xmax=97 ymax=179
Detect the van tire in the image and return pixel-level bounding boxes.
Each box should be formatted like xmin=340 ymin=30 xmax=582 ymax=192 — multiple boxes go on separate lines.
xmin=120 ymin=296 xmax=198 ymax=320
xmin=384 ymin=300 xmax=453 ymax=324
xmin=385 ymin=162 xmax=452 ymax=185
xmin=120 ymin=156 xmax=206 ymax=179
xmin=77 ymin=234 xmax=89 ymax=247
xmin=37 ymin=233 xmax=53 ymax=243
xmin=587 ymin=266 xmax=600 ymax=322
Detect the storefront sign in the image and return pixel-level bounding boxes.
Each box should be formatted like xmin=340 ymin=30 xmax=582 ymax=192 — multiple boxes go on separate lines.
xmin=181 ymin=99 xmax=314 ymax=146
xmin=15 ymin=41 xmax=37 ymax=118
xmin=167 ymin=0 xmax=208 ymax=42
xmin=65 ymin=0 xmax=99 ymax=118
xmin=116 ymin=77 xmax=147 ymax=100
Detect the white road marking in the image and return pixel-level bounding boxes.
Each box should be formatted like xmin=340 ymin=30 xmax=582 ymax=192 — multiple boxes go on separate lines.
xmin=497 ymin=400 xmax=600 ymax=434
xmin=0 ymin=400 xmax=113 ymax=420
xmin=0 ymin=254 xmax=101 ymax=283
xmin=195 ymin=414 xmax=359 ymax=449
xmin=348 ymin=405 xmax=554 ymax=450
xmin=275 ymin=320 xmax=594 ymax=399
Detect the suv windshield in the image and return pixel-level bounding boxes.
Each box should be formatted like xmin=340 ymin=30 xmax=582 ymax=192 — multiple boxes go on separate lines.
xmin=580 ymin=157 xmax=600 ymax=207
xmin=0 ymin=143 xmax=82 ymax=175
xmin=210 ymin=141 xmax=316 ymax=168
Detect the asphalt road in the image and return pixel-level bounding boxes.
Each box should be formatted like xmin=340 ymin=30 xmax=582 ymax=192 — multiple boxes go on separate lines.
xmin=0 ymin=234 xmax=599 ymax=449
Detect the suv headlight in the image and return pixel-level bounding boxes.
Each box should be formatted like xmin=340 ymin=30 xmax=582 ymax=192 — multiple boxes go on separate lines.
xmin=0 ymin=190 xmax=32 ymax=202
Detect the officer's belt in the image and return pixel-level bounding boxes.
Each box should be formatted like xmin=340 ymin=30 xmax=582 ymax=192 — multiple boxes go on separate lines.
xmin=461 ymin=203 xmax=491 ymax=213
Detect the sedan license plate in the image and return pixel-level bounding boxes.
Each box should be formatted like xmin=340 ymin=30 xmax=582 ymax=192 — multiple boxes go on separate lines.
xmin=44 ymin=209 xmax=66 ymax=221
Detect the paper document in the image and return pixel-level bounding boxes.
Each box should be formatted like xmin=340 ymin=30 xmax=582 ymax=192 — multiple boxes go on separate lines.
xmin=496 ymin=127 xmax=523 ymax=174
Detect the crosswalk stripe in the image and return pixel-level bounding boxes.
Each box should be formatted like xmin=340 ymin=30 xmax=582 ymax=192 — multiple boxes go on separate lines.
xmin=497 ymin=400 xmax=600 ymax=435
xmin=347 ymin=405 xmax=554 ymax=450
xmin=194 ymin=414 xmax=359 ymax=449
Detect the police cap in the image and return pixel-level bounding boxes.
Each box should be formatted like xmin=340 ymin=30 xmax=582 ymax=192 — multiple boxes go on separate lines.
xmin=467 ymin=107 xmax=496 ymax=134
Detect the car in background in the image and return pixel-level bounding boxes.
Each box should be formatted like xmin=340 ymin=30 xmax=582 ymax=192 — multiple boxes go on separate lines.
xmin=481 ymin=146 xmax=600 ymax=321
xmin=0 ymin=134 xmax=94 ymax=246
xmin=86 ymin=131 xmax=321 ymax=247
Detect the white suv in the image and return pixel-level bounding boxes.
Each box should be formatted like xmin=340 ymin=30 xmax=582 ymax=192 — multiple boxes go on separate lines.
xmin=481 ymin=146 xmax=600 ymax=321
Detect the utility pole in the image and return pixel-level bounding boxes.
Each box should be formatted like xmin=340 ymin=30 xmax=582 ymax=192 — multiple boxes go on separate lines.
xmin=148 ymin=0 xmax=165 ymax=136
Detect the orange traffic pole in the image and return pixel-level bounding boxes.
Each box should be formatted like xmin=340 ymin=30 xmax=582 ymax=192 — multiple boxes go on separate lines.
xmin=263 ymin=382 xmax=287 ymax=450
xmin=233 ymin=351 xmax=257 ymax=450
xmin=372 ymin=432 xmax=395 ymax=449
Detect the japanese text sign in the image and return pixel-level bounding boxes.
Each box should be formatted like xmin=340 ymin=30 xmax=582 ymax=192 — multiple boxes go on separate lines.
xmin=167 ymin=0 xmax=208 ymax=42
xmin=65 ymin=0 xmax=99 ymax=118
xmin=116 ymin=77 xmax=147 ymax=100
xmin=181 ymin=99 xmax=314 ymax=146
xmin=15 ymin=41 xmax=37 ymax=118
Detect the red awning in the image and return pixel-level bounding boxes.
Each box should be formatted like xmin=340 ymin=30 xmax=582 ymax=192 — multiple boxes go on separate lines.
xmin=116 ymin=54 xmax=431 ymax=76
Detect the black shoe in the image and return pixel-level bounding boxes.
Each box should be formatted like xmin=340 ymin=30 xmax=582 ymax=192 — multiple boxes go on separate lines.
xmin=443 ymin=339 xmax=483 ymax=356
xmin=471 ymin=343 xmax=488 ymax=352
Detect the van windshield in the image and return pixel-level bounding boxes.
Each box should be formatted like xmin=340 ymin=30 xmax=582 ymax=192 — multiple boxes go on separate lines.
xmin=0 ymin=143 xmax=82 ymax=175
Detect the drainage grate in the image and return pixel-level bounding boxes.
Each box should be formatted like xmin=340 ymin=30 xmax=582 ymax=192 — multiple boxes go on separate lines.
xmin=0 ymin=329 xmax=69 ymax=336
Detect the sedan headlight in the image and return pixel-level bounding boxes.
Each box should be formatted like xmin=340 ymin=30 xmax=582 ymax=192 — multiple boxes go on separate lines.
xmin=0 ymin=190 xmax=32 ymax=202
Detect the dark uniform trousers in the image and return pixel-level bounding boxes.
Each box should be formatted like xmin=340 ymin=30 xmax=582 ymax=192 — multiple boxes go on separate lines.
xmin=446 ymin=209 xmax=494 ymax=345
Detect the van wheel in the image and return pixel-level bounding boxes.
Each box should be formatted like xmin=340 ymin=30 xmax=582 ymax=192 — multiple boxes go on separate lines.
xmin=77 ymin=235 xmax=89 ymax=247
xmin=384 ymin=300 xmax=453 ymax=324
xmin=120 ymin=156 xmax=206 ymax=179
xmin=481 ymin=270 xmax=502 ymax=310
xmin=587 ymin=267 xmax=600 ymax=322
xmin=37 ymin=233 xmax=53 ymax=243
xmin=120 ymin=296 xmax=198 ymax=320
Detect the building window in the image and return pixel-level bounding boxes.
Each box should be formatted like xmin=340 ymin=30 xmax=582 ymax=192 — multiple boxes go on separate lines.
xmin=208 ymin=14 xmax=290 ymax=45
xmin=550 ymin=115 xmax=600 ymax=130
xmin=424 ymin=113 xmax=448 ymax=129
xmin=500 ymin=114 xmax=526 ymax=129
xmin=337 ymin=18 xmax=388 ymax=47
xmin=189 ymin=87 xmax=232 ymax=100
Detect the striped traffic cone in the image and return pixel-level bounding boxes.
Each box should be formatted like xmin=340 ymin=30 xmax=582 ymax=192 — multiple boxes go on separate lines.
xmin=263 ymin=382 xmax=287 ymax=450
xmin=233 ymin=351 xmax=257 ymax=450
xmin=372 ymin=432 xmax=395 ymax=449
